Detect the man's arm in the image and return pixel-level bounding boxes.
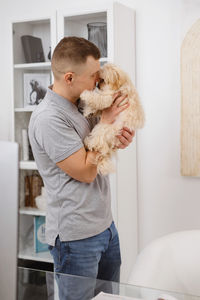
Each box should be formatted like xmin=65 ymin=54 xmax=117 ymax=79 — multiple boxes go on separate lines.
xmin=56 ymin=147 xmax=98 ymax=183
xmin=56 ymin=93 xmax=131 ymax=183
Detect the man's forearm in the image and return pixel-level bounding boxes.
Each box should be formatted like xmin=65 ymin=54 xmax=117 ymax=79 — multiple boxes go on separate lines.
xmin=56 ymin=147 xmax=99 ymax=183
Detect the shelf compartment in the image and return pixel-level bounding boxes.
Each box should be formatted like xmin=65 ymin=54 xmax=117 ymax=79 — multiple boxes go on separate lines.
xmin=14 ymin=68 xmax=51 ymax=109
xmin=13 ymin=19 xmax=51 ymax=65
xmin=18 ymin=214 xmax=51 ymax=263
xmin=18 ymin=245 xmax=53 ymax=263
xmin=64 ymin=11 xmax=107 ymax=58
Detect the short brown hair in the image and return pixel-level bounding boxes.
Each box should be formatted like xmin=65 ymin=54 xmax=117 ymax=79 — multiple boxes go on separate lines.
xmin=51 ymin=36 xmax=100 ymax=80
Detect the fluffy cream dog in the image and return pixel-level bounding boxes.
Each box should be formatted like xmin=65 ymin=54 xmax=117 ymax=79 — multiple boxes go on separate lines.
xmin=80 ymin=63 xmax=145 ymax=175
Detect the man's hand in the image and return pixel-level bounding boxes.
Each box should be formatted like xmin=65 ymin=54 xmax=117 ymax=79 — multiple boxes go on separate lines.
xmin=116 ymin=127 xmax=135 ymax=149
xmin=100 ymin=93 xmax=129 ymax=124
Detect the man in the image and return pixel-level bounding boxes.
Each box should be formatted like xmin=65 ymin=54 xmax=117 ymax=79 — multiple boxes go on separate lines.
xmin=29 ymin=37 xmax=134 ymax=299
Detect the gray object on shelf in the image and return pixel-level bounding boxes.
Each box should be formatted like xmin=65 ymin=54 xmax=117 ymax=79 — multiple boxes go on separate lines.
xmin=87 ymin=22 xmax=107 ymax=58
xmin=21 ymin=35 xmax=45 ymax=63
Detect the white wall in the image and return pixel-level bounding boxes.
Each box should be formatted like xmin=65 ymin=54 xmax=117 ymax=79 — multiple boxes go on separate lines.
xmin=134 ymin=0 xmax=200 ymax=250
xmin=119 ymin=0 xmax=200 ymax=251
xmin=0 ymin=0 xmax=200 ymax=272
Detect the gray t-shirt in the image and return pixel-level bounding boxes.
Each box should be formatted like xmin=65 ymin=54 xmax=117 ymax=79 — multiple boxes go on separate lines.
xmin=28 ymin=87 xmax=113 ymax=246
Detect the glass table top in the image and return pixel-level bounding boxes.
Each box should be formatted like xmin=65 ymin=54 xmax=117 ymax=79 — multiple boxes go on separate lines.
xmin=17 ymin=267 xmax=200 ymax=300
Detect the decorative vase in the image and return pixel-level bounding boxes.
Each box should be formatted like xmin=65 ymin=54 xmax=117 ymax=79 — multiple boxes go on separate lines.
xmin=87 ymin=22 xmax=107 ymax=58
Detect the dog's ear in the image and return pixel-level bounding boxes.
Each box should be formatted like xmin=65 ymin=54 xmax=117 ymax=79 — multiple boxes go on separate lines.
xmin=101 ymin=64 xmax=119 ymax=88
xmin=110 ymin=69 xmax=121 ymax=89
xmin=102 ymin=63 xmax=128 ymax=90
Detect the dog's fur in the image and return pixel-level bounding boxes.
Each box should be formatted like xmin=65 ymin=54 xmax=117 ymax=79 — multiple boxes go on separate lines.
xmin=80 ymin=63 xmax=145 ymax=175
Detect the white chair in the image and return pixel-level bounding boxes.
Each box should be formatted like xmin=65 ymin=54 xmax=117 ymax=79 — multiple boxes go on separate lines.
xmin=0 ymin=141 xmax=19 ymax=300
xmin=128 ymin=230 xmax=200 ymax=298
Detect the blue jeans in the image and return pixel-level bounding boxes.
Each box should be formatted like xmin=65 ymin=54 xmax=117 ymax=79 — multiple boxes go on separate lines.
xmin=48 ymin=221 xmax=121 ymax=300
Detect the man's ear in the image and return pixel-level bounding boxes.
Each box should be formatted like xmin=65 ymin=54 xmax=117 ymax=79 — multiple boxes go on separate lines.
xmin=64 ymin=72 xmax=74 ymax=85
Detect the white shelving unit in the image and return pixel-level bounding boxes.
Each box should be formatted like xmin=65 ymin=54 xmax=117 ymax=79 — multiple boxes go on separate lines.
xmin=11 ymin=14 xmax=56 ymax=268
xmin=11 ymin=3 xmax=137 ymax=281
xmin=57 ymin=3 xmax=138 ymax=281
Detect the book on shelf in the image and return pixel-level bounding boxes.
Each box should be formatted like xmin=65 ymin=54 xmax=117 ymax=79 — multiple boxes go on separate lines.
xmin=34 ymin=216 xmax=48 ymax=253
xmin=21 ymin=129 xmax=34 ymax=161
xmin=21 ymin=35 xmax=45 ymax=63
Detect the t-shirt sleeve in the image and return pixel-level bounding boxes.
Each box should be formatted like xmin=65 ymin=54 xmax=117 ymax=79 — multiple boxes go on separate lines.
xmin=34 ymin=114 xmax=84 ymax=163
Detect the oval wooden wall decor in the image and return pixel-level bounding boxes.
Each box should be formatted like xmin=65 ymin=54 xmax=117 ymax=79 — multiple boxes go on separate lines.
xmin=181 ymin=18 xmax=200 ymax=176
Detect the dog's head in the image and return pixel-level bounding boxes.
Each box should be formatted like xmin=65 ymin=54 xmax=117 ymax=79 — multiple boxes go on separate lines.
xmin=98 ymin=63 xmax=129 ymax=90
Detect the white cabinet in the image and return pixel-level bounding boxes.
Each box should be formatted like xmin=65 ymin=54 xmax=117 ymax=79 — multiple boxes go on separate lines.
xmin=57 ymin=3 xmax=138 ymax=281
xmin=11 ymin=2 xmax=137 ymax=282
xmin=12 ymin=14 xmax=56 ymax=265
